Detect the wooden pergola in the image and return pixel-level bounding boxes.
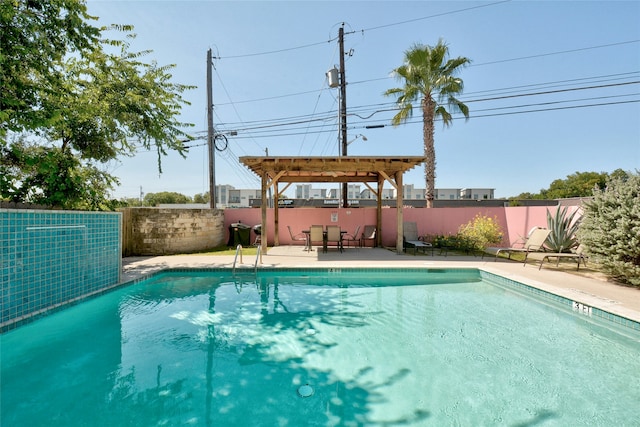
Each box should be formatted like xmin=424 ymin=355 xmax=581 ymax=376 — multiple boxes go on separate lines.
xmin=239 ymin=156 xmax=427 ymax=254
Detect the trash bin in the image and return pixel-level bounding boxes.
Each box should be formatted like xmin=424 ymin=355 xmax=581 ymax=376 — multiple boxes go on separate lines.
xmin=228 ymin=222 xmax=251 ymax=247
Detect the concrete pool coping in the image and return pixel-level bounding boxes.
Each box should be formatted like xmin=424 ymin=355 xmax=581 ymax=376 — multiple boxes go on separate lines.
xmin=121 ymin=246 xmax=640 ymax=324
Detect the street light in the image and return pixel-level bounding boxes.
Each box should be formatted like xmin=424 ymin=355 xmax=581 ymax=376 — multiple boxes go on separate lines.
xmin=340 ymin=134 xmax=367 ymax=154
xmin=347 ymin=134 xmax=367 ymax=146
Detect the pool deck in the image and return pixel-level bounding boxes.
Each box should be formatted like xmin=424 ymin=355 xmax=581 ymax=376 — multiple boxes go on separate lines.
xmin=121 ymin=245 xmax=640 ymax=324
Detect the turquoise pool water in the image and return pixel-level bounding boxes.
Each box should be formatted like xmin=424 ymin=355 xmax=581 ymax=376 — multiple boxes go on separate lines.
xmin=2 ymin=269 xmax=639 ymax=426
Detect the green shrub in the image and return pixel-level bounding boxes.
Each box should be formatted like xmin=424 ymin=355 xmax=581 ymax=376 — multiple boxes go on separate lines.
xmin=431 ymin=234 xmax=470 ymax=253
xmin=577 ymin=171 xmax=640 ymax=286
xmin=432 ymin=234 xmax=455 ymax=248
xmin=457 ymin=214 xmax=504 ymax=252
xmin=546 ymin=205 xmax=581 ymax=252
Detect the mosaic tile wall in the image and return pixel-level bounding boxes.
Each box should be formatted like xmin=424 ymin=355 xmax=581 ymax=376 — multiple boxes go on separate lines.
xmin=1 ymin=209 xmax=121 ymax=328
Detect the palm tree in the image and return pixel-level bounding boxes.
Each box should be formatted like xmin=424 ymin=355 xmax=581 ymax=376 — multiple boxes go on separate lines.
xmin=384 ymin=39 xmax=470 ymax=207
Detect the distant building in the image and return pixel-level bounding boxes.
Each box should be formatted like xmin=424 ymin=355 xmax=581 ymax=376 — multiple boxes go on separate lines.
xmin=214 ymin=185 xmax=261 ymax=208
xmin=295 ymin=184 xmax=328 ymax=199
xmin=360 ymin=188 xmax=395 ymax=200
xmin=326 ymin=184 xmax=362 ymax=200
xmin=435 ymin=188 xmax=460 ymax=200
xmin=216 ymin=183 xmax=496 ymax=208
xmin=216 ymin=184 xmax=235 ymax=206
xmin=460 ymin=188 xmax=495 ymax=200
xmin=402 ymin=184 xmax=425 ymax=200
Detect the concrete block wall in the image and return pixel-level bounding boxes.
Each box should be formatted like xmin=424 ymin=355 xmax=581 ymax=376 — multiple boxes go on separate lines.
xmin=122 ymin=208 xmax=225 ymax=256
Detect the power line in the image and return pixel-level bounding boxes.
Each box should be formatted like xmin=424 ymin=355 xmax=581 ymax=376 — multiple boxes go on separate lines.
xmin=461 ymin=71 xmax=640 ymax=96
xmin=210 ymin=79 xmax=639 ymax=135
xmin=464 ymin=80 xmax=640 ymax=103
xmin=361 ymin=0 xmax=512 ymax=32
xmin=213 ymin=1 xmax=512 ymax=60
xmin=472 ymin=40 xmax=640 ymax=67
xmin=214 ymin=62 xmax=639 ymax=106
xmin=189 ymin=97 xmax=639 ymax=141
xmin=358 ymin=99 xmax=640 ymax=129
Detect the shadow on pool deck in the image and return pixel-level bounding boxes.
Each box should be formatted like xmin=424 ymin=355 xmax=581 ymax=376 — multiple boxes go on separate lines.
xmin=121 ymin=246 xmax=640 ymax=323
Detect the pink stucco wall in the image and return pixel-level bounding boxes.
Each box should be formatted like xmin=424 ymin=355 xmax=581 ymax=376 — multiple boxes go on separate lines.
xmin=224 ymin=206 xmax=558 ymax=247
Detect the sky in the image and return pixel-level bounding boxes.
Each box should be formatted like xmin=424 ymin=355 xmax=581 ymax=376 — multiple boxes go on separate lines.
xmin=85 ymin=0 xmax=640 ymax=200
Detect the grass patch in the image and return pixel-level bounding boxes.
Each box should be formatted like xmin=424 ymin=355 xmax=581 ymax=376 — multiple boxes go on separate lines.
xmin=181 ymin=245 xmax=260 ymax=256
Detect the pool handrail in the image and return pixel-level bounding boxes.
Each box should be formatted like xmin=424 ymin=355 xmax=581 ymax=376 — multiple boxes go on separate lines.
xmin=233 ymin=244 xmax=243 ymax=272
xmin=254 ymin=245 xmax=262 ymax=272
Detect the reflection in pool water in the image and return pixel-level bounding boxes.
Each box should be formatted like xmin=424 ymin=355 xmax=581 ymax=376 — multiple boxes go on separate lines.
xmin=2 ymin=269 xmax=639 ymax=426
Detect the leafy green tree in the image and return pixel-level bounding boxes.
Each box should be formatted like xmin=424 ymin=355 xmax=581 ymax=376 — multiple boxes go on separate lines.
xmin=513 ymin=170 xmax=629 ymax=199
xmin=541 ymin=171 xmax=609 ymax=199
xmin=1 ymin=137 xmax=117 ymax=210
xmin=193 ymin=192 xmax=210 ymax=204
xmin=143 ymin=192 xmax=192 ymax=206
xmin=385 ymin=39 xmax=470 ymax=207
xmin=577 ymin=171 xmax=640 ymax=286
xmin=511 ymin=192 xmax=545 ymax=200
xmin=0 ymin=0 xmax=100 ymax=133
xmin=117 ymin=197 xmax=143 ymax=207
xmin=1 ymin=1 xmax=194 ymax=210
xmin=43 ymin=30 xmax=193 ymax=170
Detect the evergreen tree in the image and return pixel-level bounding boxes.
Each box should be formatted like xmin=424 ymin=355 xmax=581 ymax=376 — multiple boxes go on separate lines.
xmin=577 ymin=171 xmax=640 ymax=286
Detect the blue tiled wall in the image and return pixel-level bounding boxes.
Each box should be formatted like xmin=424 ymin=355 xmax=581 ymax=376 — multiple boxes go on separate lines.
xmin=1 ymin=209 xmax=121 ymax=328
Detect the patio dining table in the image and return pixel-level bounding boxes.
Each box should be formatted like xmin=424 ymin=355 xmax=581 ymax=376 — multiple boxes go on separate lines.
xmin=302 ymin=227 xmax=347 ymax=252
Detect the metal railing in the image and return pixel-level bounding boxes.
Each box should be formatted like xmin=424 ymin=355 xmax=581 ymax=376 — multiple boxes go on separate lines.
xmin=254 ymin=245 xmax=262 ymax=272
xmin=233 ymin=244 xmax=263 ymax=273
xmin=232 ymin=244 xmax=243 ymax=273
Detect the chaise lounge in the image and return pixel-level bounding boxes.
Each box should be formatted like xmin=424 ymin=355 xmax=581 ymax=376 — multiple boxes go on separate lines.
xmin=529 ymin=244 xmax=588 ymax=270
xmin=483 ymin=227 xmax=551 ymax=263
xmin=403 ymin=222 xmax=433 ymax=255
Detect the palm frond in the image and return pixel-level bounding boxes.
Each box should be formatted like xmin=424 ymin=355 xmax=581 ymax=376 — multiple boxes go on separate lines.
xmin=391 ymin=104 xmax=413 ymax=126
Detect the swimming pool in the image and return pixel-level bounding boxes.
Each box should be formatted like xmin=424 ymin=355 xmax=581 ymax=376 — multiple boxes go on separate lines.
xmin=2 ymin=268 xmax=639 ymax=426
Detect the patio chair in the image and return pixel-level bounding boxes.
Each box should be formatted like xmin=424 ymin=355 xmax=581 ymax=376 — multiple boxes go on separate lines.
xmin=308 ymin=225 xmax=324 ymax=251
xmin=531 ymin=244 xmax=588 ymax=270
xmin=483 ymin=227 xmax=551 ymax=263
xmin=403 ymin=221 xmax=433 ymax=255
xmin=287 ymin=225 xmax=307 ymax=246
xmin=324 ymin=225 xmax=344 ymax=253
xmin=343 ymin=225 xmax=361 ymax=248
xmin=360 ymin=225 xmax=377 ymax=247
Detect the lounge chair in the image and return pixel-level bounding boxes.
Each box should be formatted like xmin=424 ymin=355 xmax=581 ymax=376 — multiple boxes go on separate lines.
xmin=324 ymin=225 xmax=344 ymax=253
xmin=287 ymin=225 xmax=307 ymax=246
xmin=343 ymin=225 xmax=361 ymax=248
xmin=403 ymin=222 xmax=433 ymax=255
xmin=531 ymin=244 xmax=588 ymax=270
xmin=483 ymin=227 xmax=551 ymax=263
xmin=360 ymin=225 xmax=376 ymax=247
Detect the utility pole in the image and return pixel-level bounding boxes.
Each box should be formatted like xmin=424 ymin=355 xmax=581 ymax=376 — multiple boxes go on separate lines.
xmin=207 ymin=48 xmax=216 ymax=209
xmin=338 ymin=24 xmax=348 ymax=208
xmin=265 ymin=147 xmax=272 ymax=208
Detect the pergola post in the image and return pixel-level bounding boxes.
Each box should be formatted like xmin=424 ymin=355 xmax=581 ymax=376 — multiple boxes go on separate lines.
xmin=273 ymin=181 xmax=279 ymax=246
xmin=376 ymin=174 xmax=383 ymax=248
xmin=261 ymin=171 xmax=268 ymax=253
xmin=396 ymin=171 xmax=404 ymax=254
